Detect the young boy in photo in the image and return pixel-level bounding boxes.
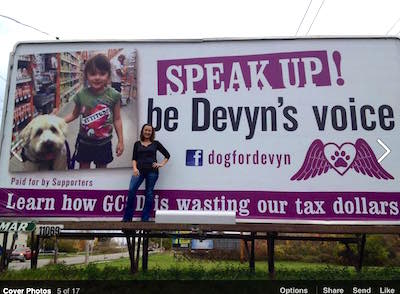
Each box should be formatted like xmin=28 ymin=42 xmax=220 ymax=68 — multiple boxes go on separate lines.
xmin=64 ymin=54 xmax=124 ymax=169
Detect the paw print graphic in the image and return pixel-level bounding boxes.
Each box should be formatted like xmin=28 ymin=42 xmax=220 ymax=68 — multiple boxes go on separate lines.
xmin=330 ymin=151 xmax=351 ymax=168
xmin=291 ymin=139 xmax=394 ymax=180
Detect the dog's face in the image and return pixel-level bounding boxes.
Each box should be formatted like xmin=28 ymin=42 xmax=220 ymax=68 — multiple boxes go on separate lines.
xmin=20 ymin=115 xmax=67 ymax=160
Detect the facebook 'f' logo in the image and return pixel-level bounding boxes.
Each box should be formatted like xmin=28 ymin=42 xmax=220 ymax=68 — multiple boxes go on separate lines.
xmin=186 ymin=150 xmax=203 ymax=166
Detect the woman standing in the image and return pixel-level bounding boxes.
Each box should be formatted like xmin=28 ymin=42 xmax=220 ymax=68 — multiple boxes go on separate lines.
xmin=122 ymin=124 xmax=170 ymax=222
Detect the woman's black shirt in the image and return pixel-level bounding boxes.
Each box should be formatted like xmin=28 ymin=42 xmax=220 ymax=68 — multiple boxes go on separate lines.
xmin=132 ymin=140 xmax=170 ymax=174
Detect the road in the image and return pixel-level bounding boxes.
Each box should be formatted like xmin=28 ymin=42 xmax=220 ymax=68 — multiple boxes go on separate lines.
xmin=8 ymin=252 xmax=130 ymax=270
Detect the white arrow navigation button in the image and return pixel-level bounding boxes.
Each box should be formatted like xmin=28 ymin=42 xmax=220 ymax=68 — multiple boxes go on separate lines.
xmin=377 ymin=139 xmax=391 ymax=163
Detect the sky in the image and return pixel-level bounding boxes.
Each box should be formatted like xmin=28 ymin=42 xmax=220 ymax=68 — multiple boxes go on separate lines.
xmin=1 ymin=0 xmax=400 ymax=116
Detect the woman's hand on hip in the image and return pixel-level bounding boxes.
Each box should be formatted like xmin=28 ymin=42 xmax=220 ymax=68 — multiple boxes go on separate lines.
xmin=133 ymin=168 xmax=140 ymax=177
xmin=152 ymin=162 xmax=164 ymax=169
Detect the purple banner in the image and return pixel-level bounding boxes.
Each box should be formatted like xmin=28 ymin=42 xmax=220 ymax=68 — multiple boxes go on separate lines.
xmin=157 ymin=50 xmax=337 ymax=95
xmin=1 ymin=188 xmax=399 ymax=221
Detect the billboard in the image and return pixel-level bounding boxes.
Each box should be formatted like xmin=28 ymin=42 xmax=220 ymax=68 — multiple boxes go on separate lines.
xmin=1 ymin=38 xmax=400 ymax=224
xmin=191 ymin=239 xmax=214 ymax=250
xmin=172 ymin=231 xmax=191 ymax=249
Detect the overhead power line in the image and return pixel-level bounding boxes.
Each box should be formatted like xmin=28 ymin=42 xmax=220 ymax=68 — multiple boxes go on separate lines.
xmin=295 ymin=0 xmax=313 ymax=36
xmin=306 ymin=0 xmax=326 ymax=35
xmin=0 ymin=14 xmax=60 ymax=40
xmin=386 ymin=16 xmax=400 ymax=35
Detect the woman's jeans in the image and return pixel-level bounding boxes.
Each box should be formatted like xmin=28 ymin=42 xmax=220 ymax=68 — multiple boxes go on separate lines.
xmin=122 ymin=172 xmax=159 ymax=221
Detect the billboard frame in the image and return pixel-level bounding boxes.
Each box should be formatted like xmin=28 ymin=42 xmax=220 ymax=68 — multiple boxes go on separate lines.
xmin=1 ymin=36 xmax=400 ymax=225
xmin=17 ymin=223 xmax=370 ymax=277
xmin=1 ymin=37 xmax=400 ymax=277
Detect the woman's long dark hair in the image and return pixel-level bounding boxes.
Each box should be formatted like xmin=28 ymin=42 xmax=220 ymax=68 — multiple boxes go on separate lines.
xmin=140 ymin=124 xmax=155 ymax=142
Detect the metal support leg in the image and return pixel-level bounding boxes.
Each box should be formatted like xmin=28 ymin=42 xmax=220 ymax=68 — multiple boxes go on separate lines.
xmin=30 ymin=231 xmax=35 ymax=269
xmin=142 ymin=230 xmax=149 ymax=272
xmin=249 ymin=233 xmax=255 ymax=273
xmin=125 ymin=230 xmax=139 ymax=274
xmin=0 ymin=233 xmax=8 ymax=271
xmin=267 ymin=232 xmax=276 ymax=279
xmin=30 ymin=232 xmax=39 ymax=270
xmin=31 ymin=233 xmax=39 ymax=269
xmin=356 ymin=234 xmax=366 ymax=272
xmin=126 ymin=234 xmax=134 ymax=273
xmin=135 ymin=231 xmax=142 ymax=271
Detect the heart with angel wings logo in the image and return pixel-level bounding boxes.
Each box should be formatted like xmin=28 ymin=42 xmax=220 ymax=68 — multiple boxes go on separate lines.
xmin=290 ymin=139 xmax=394 ymax=181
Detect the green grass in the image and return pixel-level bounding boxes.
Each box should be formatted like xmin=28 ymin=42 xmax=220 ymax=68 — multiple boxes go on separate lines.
xmin=94 ymin=253 xmax=336 ymax=271
xmin=1 ymin=252 xmax=400 ymax=280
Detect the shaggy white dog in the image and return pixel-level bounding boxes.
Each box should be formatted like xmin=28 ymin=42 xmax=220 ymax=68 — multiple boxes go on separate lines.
xmin=18 ymin=115 xmax=68 ymax=171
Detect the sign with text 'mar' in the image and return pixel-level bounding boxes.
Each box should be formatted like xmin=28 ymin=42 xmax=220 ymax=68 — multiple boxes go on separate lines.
xmin=0 ymin=222 xmax=35 ymax=232
xmin=0 ymin=38 xmax=399 ymax=224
